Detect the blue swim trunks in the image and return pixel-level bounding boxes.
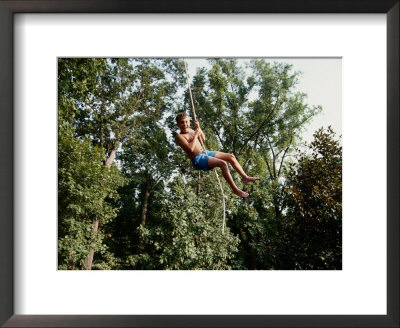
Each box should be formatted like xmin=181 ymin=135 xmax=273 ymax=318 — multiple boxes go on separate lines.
xmin=191 ymin=150 xmax=218 ymax=172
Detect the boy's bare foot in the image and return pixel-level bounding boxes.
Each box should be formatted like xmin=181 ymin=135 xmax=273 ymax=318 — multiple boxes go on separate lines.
xmin=234 ymin=189 xmax=249 ymax=198
xmin=242 ymin=176 xmax=260 ymax=185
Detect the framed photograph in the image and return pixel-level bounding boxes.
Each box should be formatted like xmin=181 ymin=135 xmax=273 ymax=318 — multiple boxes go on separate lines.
xmin=1 ymin=1 xmax=398 ymax=327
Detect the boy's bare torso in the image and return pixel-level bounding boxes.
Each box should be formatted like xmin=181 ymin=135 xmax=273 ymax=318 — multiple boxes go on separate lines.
xmin=178 ymin=128 xmax=203 ymax=160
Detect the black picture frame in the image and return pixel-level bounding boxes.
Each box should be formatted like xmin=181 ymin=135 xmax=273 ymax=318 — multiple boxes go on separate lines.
xmin=0 ymin=1 xmax=398 ymax=327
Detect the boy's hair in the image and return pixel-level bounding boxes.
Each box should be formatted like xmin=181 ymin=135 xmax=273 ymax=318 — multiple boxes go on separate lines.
xmin=176 ymin=112 xmax=190 ymax=124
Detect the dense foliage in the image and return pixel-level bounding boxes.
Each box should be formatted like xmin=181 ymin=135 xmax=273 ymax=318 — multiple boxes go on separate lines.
xmin=58 ymin=58 xmax=341 ymax=270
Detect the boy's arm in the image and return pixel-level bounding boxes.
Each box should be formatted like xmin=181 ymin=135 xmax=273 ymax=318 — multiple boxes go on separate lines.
xmin=176 ymin=132 xmax=200 ymax=153
xmin=194 ymin=121 xmax=206 ymax=142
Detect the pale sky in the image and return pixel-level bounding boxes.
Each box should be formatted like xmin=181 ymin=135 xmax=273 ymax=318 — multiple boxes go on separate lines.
xmin=184 ymin=58 xmax=342 ymax=145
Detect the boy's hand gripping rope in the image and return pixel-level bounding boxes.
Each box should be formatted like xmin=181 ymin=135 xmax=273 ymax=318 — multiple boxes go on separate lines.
xmin=183 ymin=59 xmax=227 ymax=234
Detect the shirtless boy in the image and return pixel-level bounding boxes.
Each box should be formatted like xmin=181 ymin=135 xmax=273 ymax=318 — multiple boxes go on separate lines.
xmin=175 ymin=112 xmax=259 ymax=198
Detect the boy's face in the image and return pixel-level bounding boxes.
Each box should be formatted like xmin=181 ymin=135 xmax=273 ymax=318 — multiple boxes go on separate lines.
xmin=177 ymin=116 xmax=190 ymax=133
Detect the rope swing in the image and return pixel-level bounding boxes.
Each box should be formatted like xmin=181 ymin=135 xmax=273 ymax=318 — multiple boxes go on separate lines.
xmin=183 ymin=59 xmax=227 ymax=234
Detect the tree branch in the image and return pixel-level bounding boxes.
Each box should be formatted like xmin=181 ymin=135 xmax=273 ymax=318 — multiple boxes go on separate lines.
xmin=265 ymin=155 xmax=274 ymax=180
xmin=266 ymin=133 xmax=276 ymax=179
xmin=238 ymin=92 xmax=280 ymax=156
xmin=277 ymin=135 xmax=293 ymax=178
xmin=213 ymin=126 xmax=224 ymax=146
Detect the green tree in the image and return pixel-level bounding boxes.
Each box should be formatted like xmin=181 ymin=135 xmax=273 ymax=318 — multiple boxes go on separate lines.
xmin=280 ymin=127 xmax=342 ymax=269
xmin=247 ymin=60 xmax=321 ymax=216
xmin=58 ymin=58 xmax=108 ymax=126
xmin=118 ymin=115 xmax=175 ymax=252
xmin=58 ymin=58 xmax=181 ymax=269
xmin=126 ymin=176 xmax=240 ymax=270
xmin=58 ymin=123 xmax=124 ymax=269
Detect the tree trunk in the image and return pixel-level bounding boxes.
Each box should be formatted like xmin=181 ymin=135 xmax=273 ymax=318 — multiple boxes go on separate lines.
xmin=68 ymin=251 xmax=75 ymax=270
xmin=105 ymin=142 xmax=119 ymax=168
xmin=85 ymin=141 xmax=118 ymax=268
xmin=138 ymin=183 xmax=150 ymax=252
xmin=273 ymin=195 xmax=282 ymax=220
xmin=99 ymin=105 xmax=104 ymax=148
xmin=83 ymin=218 xmax=99 ymax=270
xmin=140 ymin=184 xmax=150 ymax=227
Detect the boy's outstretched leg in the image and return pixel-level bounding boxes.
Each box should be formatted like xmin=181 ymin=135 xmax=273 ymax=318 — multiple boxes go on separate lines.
xmin=215 ymin=152 xmax=260 ymax=184
xmin=208 ymin=157 xmax=249 ymax=198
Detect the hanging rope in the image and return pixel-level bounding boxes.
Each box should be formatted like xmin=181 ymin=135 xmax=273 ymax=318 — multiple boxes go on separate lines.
xmin=183 ymin=59 xmax=227 ymax=234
